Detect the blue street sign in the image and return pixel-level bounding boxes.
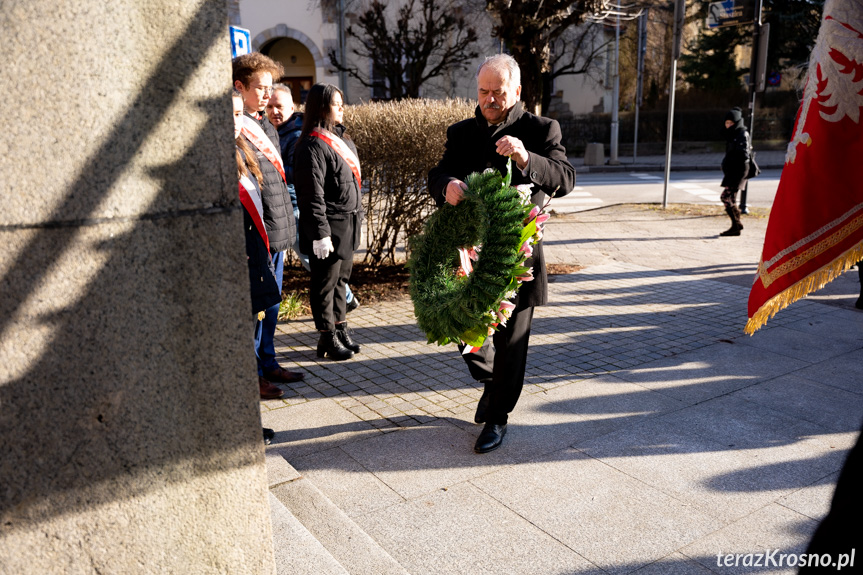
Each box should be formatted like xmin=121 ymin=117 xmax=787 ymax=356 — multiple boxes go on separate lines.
xmin=230 ymin=26 xmax=251 ymax=58
xmin=707 ymin=0 xmax=755 ymax=28
xmin=767 ymin=71 xmax=781 ymax=86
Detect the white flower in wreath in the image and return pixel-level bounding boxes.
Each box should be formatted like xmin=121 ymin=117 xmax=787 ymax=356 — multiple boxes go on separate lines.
xmin=516 ymin=183 xmax=533 ymax=204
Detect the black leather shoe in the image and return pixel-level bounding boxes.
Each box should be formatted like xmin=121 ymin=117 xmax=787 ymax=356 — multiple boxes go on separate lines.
xmin=474 ymin=423 xmax=506 ymax=453
xmin=262 ymin=427 xmax=275 ymax=445
xmin=474 ymin=379 xmax=492 ymax=424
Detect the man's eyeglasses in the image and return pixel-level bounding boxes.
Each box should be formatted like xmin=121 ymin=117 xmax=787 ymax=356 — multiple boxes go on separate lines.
xmin=256 ymin=85 xmax=274 ymax=95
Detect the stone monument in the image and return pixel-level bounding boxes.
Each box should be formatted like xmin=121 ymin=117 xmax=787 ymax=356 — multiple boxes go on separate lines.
xmin=0 ymin=1 xmax=276 ymax=572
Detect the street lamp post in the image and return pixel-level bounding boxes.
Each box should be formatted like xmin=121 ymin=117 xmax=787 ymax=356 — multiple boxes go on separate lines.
xmin=662 ymin=0 xmax=686 ymax=209
xmin=585 ymin=1 xmax=644 ymax=166
xmin=610 ymin=12 xmax=620 ymax=165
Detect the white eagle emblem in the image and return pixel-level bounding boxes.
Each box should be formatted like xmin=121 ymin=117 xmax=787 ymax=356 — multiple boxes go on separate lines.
xmin=787 ymin=0 xmax=863 ymax=164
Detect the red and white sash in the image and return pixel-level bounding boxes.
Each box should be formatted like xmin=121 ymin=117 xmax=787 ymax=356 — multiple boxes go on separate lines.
xmin=311 ymin=128 xmax=362 ymax=189
xmin=238 ymin=174 xmax=270 ymax=254
xmin=241 ymin=114 xmax=286 ymax=183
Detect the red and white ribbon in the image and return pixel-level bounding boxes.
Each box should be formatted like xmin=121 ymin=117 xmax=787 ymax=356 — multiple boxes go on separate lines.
xmin=311 ymin=128 xmax=362 ymax=189
xmin=241 ymin=115 xmax=286 ymax=184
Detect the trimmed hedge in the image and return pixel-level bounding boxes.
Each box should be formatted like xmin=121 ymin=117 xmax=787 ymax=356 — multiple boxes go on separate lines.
xmin=345 ymin=99 xmax=475 ymax=266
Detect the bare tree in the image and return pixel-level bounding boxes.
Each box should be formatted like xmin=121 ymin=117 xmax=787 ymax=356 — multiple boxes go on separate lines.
xmin=485 ymin=0 xmax=665 ymax=115
xmin=544 ymin=23 xmax=611 ymax=113
xmin=484 ymin=0 xmax=597 ymax=114
xmin=328 ymin=0 xmax=479 ymax=100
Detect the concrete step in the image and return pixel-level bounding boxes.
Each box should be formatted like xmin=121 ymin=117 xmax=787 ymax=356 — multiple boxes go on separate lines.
xmin=268 ymin=492 xmax=350 ymax=575
xmin=267 ymin=452 xmax=350 ymax=575
xmin=266 ymin=452 xmax=409 ymax=575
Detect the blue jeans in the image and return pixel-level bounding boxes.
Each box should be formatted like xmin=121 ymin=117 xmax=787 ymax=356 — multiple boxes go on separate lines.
xmin=255 ymin=250 xmax=284 ymax=376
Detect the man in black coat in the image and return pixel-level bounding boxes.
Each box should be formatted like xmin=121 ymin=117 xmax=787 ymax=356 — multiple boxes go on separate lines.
xmin=428 ymin=54 xmax=576 ymax=453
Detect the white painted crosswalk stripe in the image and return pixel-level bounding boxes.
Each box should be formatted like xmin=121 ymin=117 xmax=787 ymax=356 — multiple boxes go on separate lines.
xmin=549 ymin=192 xmax=604 ymax=212
xmin=673 ymin=181 xmax=722 ymax=204
xmin=553 ymin=197 xmax=603 ymax=204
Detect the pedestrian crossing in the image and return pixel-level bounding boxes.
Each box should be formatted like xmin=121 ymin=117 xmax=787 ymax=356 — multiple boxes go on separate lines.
xmin=546 ymin=172 xmax=724 ymax=213
xmin=668 ymin=182 xmax=722 ymax=204
xmin=548 ymin=187 xmax=604 ymax=213
xmin=630 ymin=172 xmax=662 ymax=181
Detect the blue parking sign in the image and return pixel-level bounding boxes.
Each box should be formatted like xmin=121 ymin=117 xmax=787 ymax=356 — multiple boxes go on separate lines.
xmin=230 ymin=26 xmax=251 ymax=58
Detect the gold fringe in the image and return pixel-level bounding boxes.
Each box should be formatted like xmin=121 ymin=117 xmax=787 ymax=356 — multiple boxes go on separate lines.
xmin=745 ymin=241 xmax=863 ymax=335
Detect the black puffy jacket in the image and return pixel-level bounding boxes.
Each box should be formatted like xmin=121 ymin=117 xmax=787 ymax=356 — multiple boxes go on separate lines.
xmin=721 ymin=124 xmax=751 ymax=191
xmin=294 ymin=125 xmax=364 ymax=260
xmin=242 ymin=111 xmax=296 ymax=254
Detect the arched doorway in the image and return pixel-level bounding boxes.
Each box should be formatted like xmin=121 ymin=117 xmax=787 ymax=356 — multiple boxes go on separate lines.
xmin=262 ymin=37 xmax=315 ymax=105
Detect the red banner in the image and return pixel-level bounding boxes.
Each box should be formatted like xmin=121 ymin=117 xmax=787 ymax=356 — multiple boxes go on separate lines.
xmin=746 ymin=0 xmax=863 ymax=334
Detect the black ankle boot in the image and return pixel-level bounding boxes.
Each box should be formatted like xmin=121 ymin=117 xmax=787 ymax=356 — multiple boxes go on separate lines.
xmin=316 ymin=331 xmax=354 ymax=361
xmin=336 ymin=323 xmax=361 ymax=353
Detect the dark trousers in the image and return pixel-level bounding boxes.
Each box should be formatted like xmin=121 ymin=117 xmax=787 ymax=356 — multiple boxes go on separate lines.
xmin=254 ymin=251 xmax=284 ymax=376
xmin=309 ymin=254 xmax=353 ymax=332
xmin=460 ymin=306 xmax=534 ymax=425
xmin=720 ymin=187 xmax=738 ymax=209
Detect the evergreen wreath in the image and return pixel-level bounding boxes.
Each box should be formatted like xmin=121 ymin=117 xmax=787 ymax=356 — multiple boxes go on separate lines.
xmin=409 ymin=159 xmax=548 ymax=347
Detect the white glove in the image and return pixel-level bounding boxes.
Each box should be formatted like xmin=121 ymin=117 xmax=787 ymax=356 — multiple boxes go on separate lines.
xmin=313 ymin=237 xmax=334 ymax=259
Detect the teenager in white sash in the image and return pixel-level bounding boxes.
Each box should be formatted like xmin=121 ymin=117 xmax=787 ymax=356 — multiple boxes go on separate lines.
xmin=232 ymin=52 xmax=305 ymax=397
xmin=294 ymin=84 xmax=364 ymax=361
xmin=232 ymin=90 xmax=280 ymax=445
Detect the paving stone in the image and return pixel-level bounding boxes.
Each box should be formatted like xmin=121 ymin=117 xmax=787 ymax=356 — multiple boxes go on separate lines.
xmin=681 ymin=504 xmax=819 ymax=575
xmin=339 ymin=421 xmax=516 ymax=500
xmin=737 ymin=375 xmax=863 ymax=433
xmin=262 ymin=399 xmax=381 ymax=461
xmin=354 ymin=482 xmax=594 ymax=575
xmin=576 ymin=413 xmax=848 ymax=524
xmin=473 ymin=448 xmax=719 ymax=575
xmin=290 ymin=447 xmax=404 ymax=518
xmin=777 ymin=472 xmax=838 ymax=521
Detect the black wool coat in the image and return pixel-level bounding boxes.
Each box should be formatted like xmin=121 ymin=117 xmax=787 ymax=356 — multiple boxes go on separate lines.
xmin=428 ymin=102 xmax=576 ymax=308
xmin=243 ymin=111 xmax=296 ymax=254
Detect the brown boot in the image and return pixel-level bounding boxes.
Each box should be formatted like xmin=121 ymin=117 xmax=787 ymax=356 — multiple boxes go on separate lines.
xmin=259 ymin=376 xmax=284 ymax=399
xmin=720 ymin=206 xmax=743 ymax=236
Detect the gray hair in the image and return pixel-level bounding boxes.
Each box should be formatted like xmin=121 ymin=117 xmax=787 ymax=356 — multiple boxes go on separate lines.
xmin=476 ymin=54 xmax=521 ymax=89
xmin=272 ymin=83 xmax=292 ymax=97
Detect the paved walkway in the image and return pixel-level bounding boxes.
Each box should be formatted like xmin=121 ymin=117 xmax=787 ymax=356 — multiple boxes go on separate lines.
xmin=262 ymin=204 xmax=863 ymax=575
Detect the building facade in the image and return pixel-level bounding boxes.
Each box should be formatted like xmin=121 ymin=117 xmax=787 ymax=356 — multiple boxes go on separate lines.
xmin=231 ymin=0 xmax=609 ymax=116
